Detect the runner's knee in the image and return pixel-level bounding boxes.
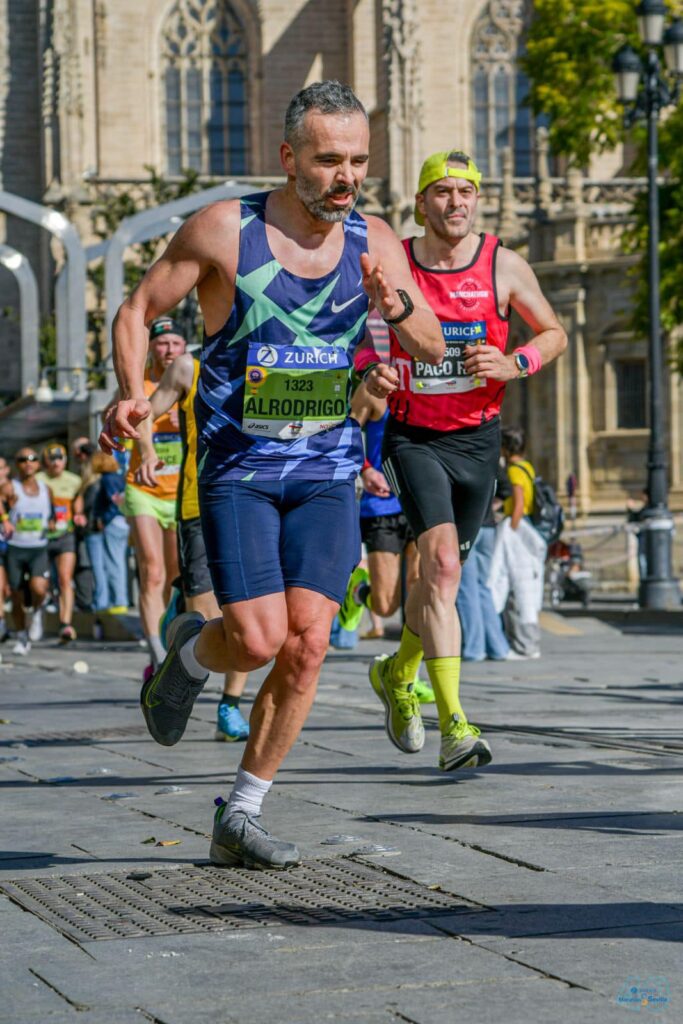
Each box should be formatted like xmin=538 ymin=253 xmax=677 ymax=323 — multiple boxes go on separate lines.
xmin=230 ymin=621 xmax=286 ymax=668
xmin=139 ymin=560 xmax=165 ymax=591
xmin=278 ymin=624 xmax=329 ymax=691
xmin=423 ymin=545 xmax=461 ymax=593
xmin=372 ymin=591 xmax=398 ymax=617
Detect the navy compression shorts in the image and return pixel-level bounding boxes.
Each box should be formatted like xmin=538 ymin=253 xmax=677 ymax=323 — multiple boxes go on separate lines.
xmin=199 ymin=475 xmax=361 ymax=606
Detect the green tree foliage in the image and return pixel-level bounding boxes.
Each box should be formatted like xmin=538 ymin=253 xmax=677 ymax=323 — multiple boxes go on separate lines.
xmin=88 ymin=167 xmax=209 ymax=379
xmin=523 ymin=1 xmax=638 ymax=167
xmin=523 ymin=0 xmax=683 ymax=369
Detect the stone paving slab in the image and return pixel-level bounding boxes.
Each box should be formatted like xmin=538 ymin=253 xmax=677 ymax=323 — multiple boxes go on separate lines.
xmin=0 ymin=612 xmax=681 ymax=1022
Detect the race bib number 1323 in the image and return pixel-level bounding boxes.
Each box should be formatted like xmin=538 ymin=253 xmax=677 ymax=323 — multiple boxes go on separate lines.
xmin=242 ymin=342 xmax=350 ymax=441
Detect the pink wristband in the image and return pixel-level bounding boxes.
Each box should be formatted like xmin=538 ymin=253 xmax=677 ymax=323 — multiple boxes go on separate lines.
xmin=515 ymin=344 xmax=542 ymax=376
xmin=354 ymin=346 xmax=381 ymax=375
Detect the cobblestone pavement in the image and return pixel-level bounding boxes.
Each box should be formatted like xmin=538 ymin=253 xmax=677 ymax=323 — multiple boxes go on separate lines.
xmin=0 ymin=610 xmax=681 ymax=1023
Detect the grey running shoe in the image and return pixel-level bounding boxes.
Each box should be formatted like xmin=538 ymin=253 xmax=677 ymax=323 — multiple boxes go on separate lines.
xmin=439 ymin=714 xmax=492 ymax=772
xmin=210 ymin=801 xmax=301 ymax=870
xmin=140 ymin=612 xmax=208 ymax=746
xmin=369 ymin=653 xmax=424 ymax=753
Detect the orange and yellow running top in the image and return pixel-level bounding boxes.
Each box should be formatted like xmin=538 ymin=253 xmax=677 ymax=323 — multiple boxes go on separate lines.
xmin=126 ymin=375 xmax=181 ymax=501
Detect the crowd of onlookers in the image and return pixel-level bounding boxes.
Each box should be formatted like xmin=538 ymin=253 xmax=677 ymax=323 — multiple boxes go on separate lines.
xmin=0 ymin=438 xmax=131 ymax=653
xmin=0 ymin=420 xmax=548 ymax=660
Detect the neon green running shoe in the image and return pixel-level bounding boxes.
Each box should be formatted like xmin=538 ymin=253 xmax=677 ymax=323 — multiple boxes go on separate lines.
xmin=412 ymin=679 xmax=435 ymax=704
xmin=369 ymin=654 xmax=424 ymax=754
xmin=338 ymin=567 xmax=369 ymax=632
xmin=439 ymin=714 xmax=492 ymax=772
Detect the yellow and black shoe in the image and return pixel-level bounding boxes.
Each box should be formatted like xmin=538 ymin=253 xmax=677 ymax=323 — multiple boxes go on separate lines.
xmin=439 ymin=714 xmax=492 ymax=772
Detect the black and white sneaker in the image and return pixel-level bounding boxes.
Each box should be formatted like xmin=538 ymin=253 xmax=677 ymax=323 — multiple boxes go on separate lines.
xmin=140 ymin=612 xmax=208 ymax=746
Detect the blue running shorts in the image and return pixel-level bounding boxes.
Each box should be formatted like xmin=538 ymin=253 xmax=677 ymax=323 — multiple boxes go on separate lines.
xmin=199 ymin=476 xmax=360 ymax=606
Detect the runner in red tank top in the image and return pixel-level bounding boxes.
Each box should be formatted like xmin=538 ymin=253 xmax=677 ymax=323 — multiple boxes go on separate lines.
xmin=362 ymin=150 xmax=567 ymax=773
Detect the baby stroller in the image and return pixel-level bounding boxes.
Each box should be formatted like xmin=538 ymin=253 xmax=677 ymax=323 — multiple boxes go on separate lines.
xmin=546 ymin=539 xmax=592 ymax=608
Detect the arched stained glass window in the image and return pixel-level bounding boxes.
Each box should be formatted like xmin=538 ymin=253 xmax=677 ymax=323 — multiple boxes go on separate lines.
xmin=471 ymin=0 xmax=540 ymax=177
xmin=161 ymin=0 xmax=249 ymax=176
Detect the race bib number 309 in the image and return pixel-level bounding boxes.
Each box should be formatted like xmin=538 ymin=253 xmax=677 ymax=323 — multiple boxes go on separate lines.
xmin=411 ymin=320 xmax=487 ymax=395
xmin=242 ymin=343 xmax=350 ymax=441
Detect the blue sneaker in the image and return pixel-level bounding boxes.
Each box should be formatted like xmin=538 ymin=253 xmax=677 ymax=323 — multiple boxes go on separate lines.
xmin=159 ymin=579 xmax=184 ymax=651
xmin=215 ymin=702 xmax=250 ymax=742
xmin=329 ymin=614 xmax=359 ymax=650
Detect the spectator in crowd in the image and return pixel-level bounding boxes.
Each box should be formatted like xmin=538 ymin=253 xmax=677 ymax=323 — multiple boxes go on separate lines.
xmin=488 ymin=426 xmax=547 ymax=659
xmin=90 ymin=452 xmax=129 ymax=613
xmin=456 ymin=461 xmax=511 ymax=661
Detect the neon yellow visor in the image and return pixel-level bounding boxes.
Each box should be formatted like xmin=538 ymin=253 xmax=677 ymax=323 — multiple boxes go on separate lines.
xmin=414 ymin=152 xmax=482 ymax=225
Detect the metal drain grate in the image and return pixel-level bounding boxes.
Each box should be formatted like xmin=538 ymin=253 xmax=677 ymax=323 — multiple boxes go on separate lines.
xmin=0 ymin=725 xmax=149 ymax=747
xmin=1 ymin=859 xmax=468 ymax=942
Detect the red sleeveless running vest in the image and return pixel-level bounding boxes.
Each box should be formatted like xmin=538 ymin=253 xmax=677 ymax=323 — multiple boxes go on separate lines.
xmin=387 ymin=233 xmax=509 ymax=430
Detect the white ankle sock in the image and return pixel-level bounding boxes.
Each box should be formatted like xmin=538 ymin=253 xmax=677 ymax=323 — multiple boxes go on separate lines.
xmin=226 ymin=766 xmax=272 ymax=818
xmin=178 ymin=634 xmax=208 ymax=680
xmin=147 ymin=635 xmax=166 ymax=668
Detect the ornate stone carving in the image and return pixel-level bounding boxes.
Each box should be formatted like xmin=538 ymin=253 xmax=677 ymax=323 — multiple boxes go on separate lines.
xmin=471 ymin=0 xmax=534 ymax=176
xmin=162 ymin=0 xmax=247 ymax=64
xmin=161 ymin=0 xmax=249 ymax=175
xmin=472 ymin=0 xmax=529 ymax=62
xmin=382 ymin=0 xmax=423 ymax=228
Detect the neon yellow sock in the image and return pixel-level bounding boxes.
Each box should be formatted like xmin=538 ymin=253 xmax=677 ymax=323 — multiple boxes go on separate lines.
xmin=391 ymin=625 xmax=423 ymax=686
xmin=425 ymin=656 xmax=465 ymax=734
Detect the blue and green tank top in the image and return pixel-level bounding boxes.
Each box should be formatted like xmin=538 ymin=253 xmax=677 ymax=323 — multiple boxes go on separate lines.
xmin=196 ymin=191 xmax=369 ymax=481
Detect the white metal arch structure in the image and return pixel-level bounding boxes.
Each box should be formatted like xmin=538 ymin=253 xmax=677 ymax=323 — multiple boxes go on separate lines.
xmin=0 ymin=244 xmax=40 ymax=396
xmin=0 ymin=191 xmax=86 ymax=391
xmin=104 ymin=181 xmax=255 ymax=352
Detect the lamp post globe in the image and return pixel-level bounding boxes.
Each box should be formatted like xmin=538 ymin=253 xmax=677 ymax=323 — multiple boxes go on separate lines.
xmin=636 ymin=0 xmax=668 ymax=46
xmin=663 ymin=18 xmax=683 ymax=76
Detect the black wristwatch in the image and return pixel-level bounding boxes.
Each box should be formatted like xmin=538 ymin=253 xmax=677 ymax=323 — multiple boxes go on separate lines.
xmin=384 ymin=288 xmax=415 ymax=326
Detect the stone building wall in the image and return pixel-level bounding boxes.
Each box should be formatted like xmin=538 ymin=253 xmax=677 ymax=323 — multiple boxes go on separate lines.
xmin=0 ymin=0 xmax=681 ymax=515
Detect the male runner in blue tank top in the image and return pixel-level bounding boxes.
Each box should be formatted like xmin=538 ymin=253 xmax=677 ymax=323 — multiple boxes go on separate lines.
xmin=101 ymin=81 xmax=444 ymax=869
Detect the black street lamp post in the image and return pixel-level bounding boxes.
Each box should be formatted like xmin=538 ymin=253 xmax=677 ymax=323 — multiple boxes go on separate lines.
xmin=613 ymin=2 xmax=683 ymax=609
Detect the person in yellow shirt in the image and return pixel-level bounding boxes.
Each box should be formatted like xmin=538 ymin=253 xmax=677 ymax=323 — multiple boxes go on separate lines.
xmin=38 ymin=443 xmax=85 ymax=642
xmin=122 ymin=317 xmax=186 ymax=674
xmin=500 ymin=425 xmax=545 ymax=658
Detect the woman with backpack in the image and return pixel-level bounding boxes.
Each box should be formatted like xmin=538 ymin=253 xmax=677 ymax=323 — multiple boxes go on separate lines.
xmin=488 ymin=426 xmax=548 ymax=659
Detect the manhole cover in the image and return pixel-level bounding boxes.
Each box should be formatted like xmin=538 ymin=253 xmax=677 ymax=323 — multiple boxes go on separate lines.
xmin=1 ymin=859 xmax=469 ymax=942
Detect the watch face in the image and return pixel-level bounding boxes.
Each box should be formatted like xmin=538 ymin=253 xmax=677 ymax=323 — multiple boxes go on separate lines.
xmin=516 ymin=353 xmax=530 ymax=372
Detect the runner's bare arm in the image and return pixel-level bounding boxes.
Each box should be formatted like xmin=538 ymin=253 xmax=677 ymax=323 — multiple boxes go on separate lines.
xmin=0 ymin=483 xmax=14 ymax=537
xmin=135 ymin=354 xmax=194 ymax=489
xmin=463 ymin=249 xmax=567 ymax=382
xmin=354 ymin=326 xmax=399 ymax=397
xmin=350 ymin=380 xmax=387 ymax=427
xmin=73 ymin=491 xmax=86 ymax=527
xmin=102 ymin=202 xmax=238 ymax=450
xmin=363 ymin=218 xmax=445 ymax=365
xmin=509 ymin=483 xmax=525 ymax=531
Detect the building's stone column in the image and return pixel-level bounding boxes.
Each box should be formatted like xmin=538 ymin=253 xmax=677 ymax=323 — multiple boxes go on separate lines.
xmin=382 ymin=0 xmax=422 ymax=232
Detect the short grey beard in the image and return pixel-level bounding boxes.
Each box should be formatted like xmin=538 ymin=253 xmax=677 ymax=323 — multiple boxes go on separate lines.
xmin=295 ymin=178 xmax=359 ymax=223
